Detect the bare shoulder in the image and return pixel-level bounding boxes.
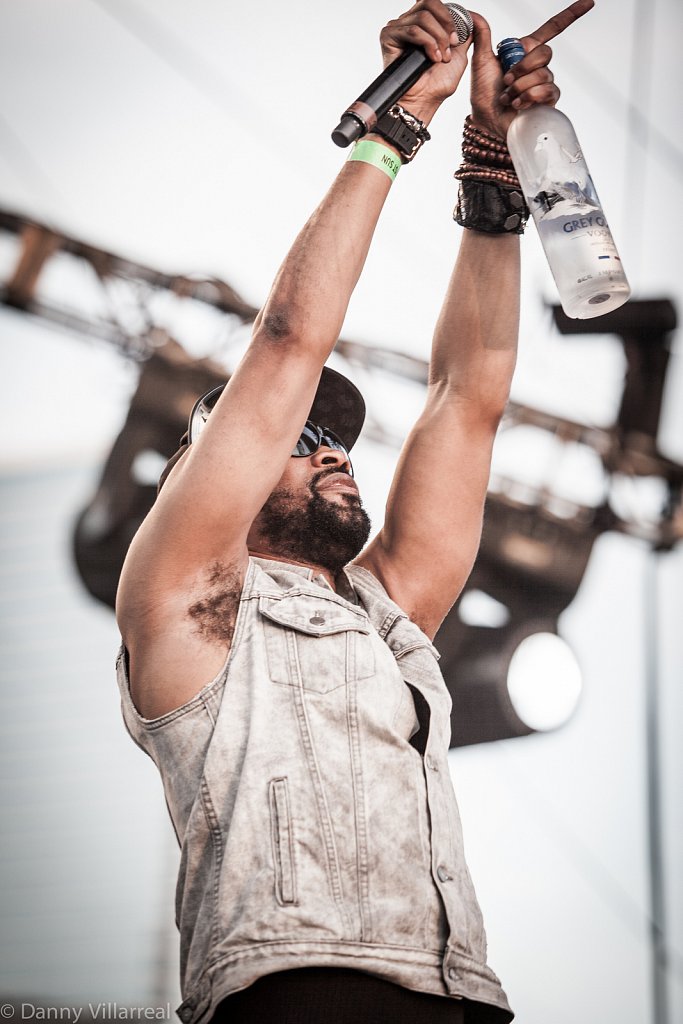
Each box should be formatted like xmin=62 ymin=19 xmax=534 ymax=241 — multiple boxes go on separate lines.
xmin=117 ymin=551 xmax=249 ymax=720
xmin=352 ymin=405 xmax=494 ymax=640
xmin=353 ymin=541 xmax=445 ymax=641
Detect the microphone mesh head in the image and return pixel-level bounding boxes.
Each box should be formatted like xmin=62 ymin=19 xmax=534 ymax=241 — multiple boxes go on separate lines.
xmin=445 ymin=4 xmax=474 ymax=43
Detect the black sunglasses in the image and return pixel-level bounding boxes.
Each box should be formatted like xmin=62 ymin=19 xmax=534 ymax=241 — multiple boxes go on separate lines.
xmin=188 ymin=385 xmax=354 ymax=474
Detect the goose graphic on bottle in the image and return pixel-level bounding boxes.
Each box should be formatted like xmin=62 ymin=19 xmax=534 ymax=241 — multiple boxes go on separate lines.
xmin=498 ymin=37 xmax=630 ymax=319
xmin=532 ymin=129 xmax=599 ymax=213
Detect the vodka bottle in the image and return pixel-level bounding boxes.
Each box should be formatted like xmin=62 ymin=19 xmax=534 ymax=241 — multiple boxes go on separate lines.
xmin=498 ymin=38 xmax=630 ymax=319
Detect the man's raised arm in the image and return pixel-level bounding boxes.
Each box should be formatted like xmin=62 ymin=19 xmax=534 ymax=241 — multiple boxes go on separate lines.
xmin=356 ymin=0 xmax=594 ymax=639
xmin=115 ymin=2 xmax=473 ymax=715
xmin=120 ymin=3 xmax=471 ymax=586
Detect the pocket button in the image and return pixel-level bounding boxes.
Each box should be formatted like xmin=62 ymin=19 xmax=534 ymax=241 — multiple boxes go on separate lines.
xmin=309 ymin=613 xmax=326 ymax=626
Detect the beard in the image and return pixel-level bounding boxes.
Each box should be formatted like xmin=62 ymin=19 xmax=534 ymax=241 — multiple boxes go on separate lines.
xmin=257 ymin=468 xmax=372 ymax=575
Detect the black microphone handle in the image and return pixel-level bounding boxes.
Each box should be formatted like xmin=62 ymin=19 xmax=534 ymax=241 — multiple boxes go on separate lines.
xmin=331 ymin=47 xmax=430 ymax=148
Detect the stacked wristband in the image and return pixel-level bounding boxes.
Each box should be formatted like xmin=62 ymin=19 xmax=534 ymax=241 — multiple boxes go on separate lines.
xmin=373 ymin=104 xmax=431 ymax=163
xmin=457 ymin=115 xmax=520 ymax=187
xmin=346 ymin=104 xmax=430 ymax=182
xmin=454 ymin=116 xmax=529 ymax=234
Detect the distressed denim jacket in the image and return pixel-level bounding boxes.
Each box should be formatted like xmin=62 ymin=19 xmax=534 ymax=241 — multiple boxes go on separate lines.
xmin=116 ymin=557 xmax=513 ymax=1023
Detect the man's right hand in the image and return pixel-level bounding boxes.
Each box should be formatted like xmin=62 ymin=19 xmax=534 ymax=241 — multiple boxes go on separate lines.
xmin=379 ymin=0 xmax=473 ymax=123
xmin=118 ymin=4 xmax=450 ymax=720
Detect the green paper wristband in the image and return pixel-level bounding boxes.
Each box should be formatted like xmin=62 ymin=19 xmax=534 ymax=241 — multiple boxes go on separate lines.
xmin=347 ymin=139 xmax=401 ymax=182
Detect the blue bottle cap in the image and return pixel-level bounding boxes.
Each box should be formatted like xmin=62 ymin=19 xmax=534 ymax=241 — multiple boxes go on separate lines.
xmin=497 ymin=37 xmax=526 ymax=73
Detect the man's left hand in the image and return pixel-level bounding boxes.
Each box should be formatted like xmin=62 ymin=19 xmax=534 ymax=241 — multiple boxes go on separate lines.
xmin=469 ymin=0 xmax=594 ymax=139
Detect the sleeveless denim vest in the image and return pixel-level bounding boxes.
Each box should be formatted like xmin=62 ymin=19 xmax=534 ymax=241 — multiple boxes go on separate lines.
xmin=116 ymin=557 xmax=513 ymax=1023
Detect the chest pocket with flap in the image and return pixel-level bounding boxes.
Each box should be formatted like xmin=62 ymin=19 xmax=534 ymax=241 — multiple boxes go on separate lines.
xmin=259 ymin=594 xmax=375 ymax=694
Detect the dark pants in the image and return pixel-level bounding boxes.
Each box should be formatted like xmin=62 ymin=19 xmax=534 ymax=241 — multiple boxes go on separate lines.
xmin=212 ymin=968 xmax=466 ymax=1024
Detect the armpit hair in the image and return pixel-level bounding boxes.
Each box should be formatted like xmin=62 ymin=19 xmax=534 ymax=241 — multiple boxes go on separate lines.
xmin=187 ymin=561 xmax=242 ymax=645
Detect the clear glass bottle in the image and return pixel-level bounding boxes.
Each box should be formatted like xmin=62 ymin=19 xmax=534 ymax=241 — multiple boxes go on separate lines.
xmin=498 ymin=38 xmax=630 ymax=319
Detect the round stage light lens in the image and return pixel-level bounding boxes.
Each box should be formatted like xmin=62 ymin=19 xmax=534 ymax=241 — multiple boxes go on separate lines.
xmin=507 ymin=632 xmax=582 ymax=731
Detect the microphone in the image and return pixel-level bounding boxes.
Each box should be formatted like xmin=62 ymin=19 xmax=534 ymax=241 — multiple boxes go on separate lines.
xmin=332 ymin=4 xmax=473 ymax=147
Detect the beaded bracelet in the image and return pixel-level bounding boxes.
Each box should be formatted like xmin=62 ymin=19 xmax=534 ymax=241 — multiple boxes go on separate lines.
xmin=462 ymin=116 xmax=510 ymax=153
xmin=456 ymin=115 xmax=518 ymax=183
xmin=454 ymin=116 xmax=529 ymax=234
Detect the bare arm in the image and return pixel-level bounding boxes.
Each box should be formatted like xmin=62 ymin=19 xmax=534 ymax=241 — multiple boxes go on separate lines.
xmin=118 ymin=1 xmax=470 ymax=601
xmin=116 ymin=1 xmax=472 ymax=714
xmin=357 ymin=1 xmax=595 ymax=638
xmin=357 ymin=228 xmax=520 ymax=637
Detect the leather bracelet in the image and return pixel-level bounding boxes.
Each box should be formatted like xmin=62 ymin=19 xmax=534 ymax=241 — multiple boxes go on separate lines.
xmin=373 ymin=104 xmax=430 ymax=163
xmin=454 ymin=178 xmax=529 ymax=235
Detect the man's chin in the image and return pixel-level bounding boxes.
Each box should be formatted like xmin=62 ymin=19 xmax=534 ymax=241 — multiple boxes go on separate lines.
xmin=258 ymin=482 xmax=371 ymax=574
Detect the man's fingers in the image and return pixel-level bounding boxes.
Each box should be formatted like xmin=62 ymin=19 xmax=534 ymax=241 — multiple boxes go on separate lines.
xmin=381 ymin=0 xmax=474 ymax=63
xmin=382 ymin=7 xmax=461 ymax=62
xmin=502 ymin=72 xmax=560 ymax=110
xmin=469 ymin=11 xmax=493 ymax=65
xmin=502 ymin=42 xmax=553 ymax=85
xmin=509 ymin=42 xmax=554 ymax=75
xmin=524 ymin=0 xmax=594 ymax=47
xmin=503 ymin=1 xmax=592 ymax=87
xmin=414 ymin=0 xmax=470 ymax=39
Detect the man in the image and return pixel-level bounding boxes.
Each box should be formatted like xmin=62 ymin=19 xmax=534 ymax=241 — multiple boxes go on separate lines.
xmin=116 ymin=2 xmax=593 ymax=1022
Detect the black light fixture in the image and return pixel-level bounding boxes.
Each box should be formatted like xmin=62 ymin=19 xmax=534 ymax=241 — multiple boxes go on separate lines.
xmin=72 ymin=338 xmax=226 ymax=609
xmin=437 ymin=489 xmax=602 ymax=747
xmin=442 ymin=614 xmax=582 ymax=747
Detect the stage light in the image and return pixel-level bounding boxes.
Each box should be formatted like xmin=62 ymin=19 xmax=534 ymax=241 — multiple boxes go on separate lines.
xmin=507 ymin=631 xmax=582 ymax=732
xmin=72 ymin=339 xmax=226 ymax=608
xmin=441 ymin=614 xmax=582 ymax=747
xmin=436 ymin=489 xmax=598 ymax=746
